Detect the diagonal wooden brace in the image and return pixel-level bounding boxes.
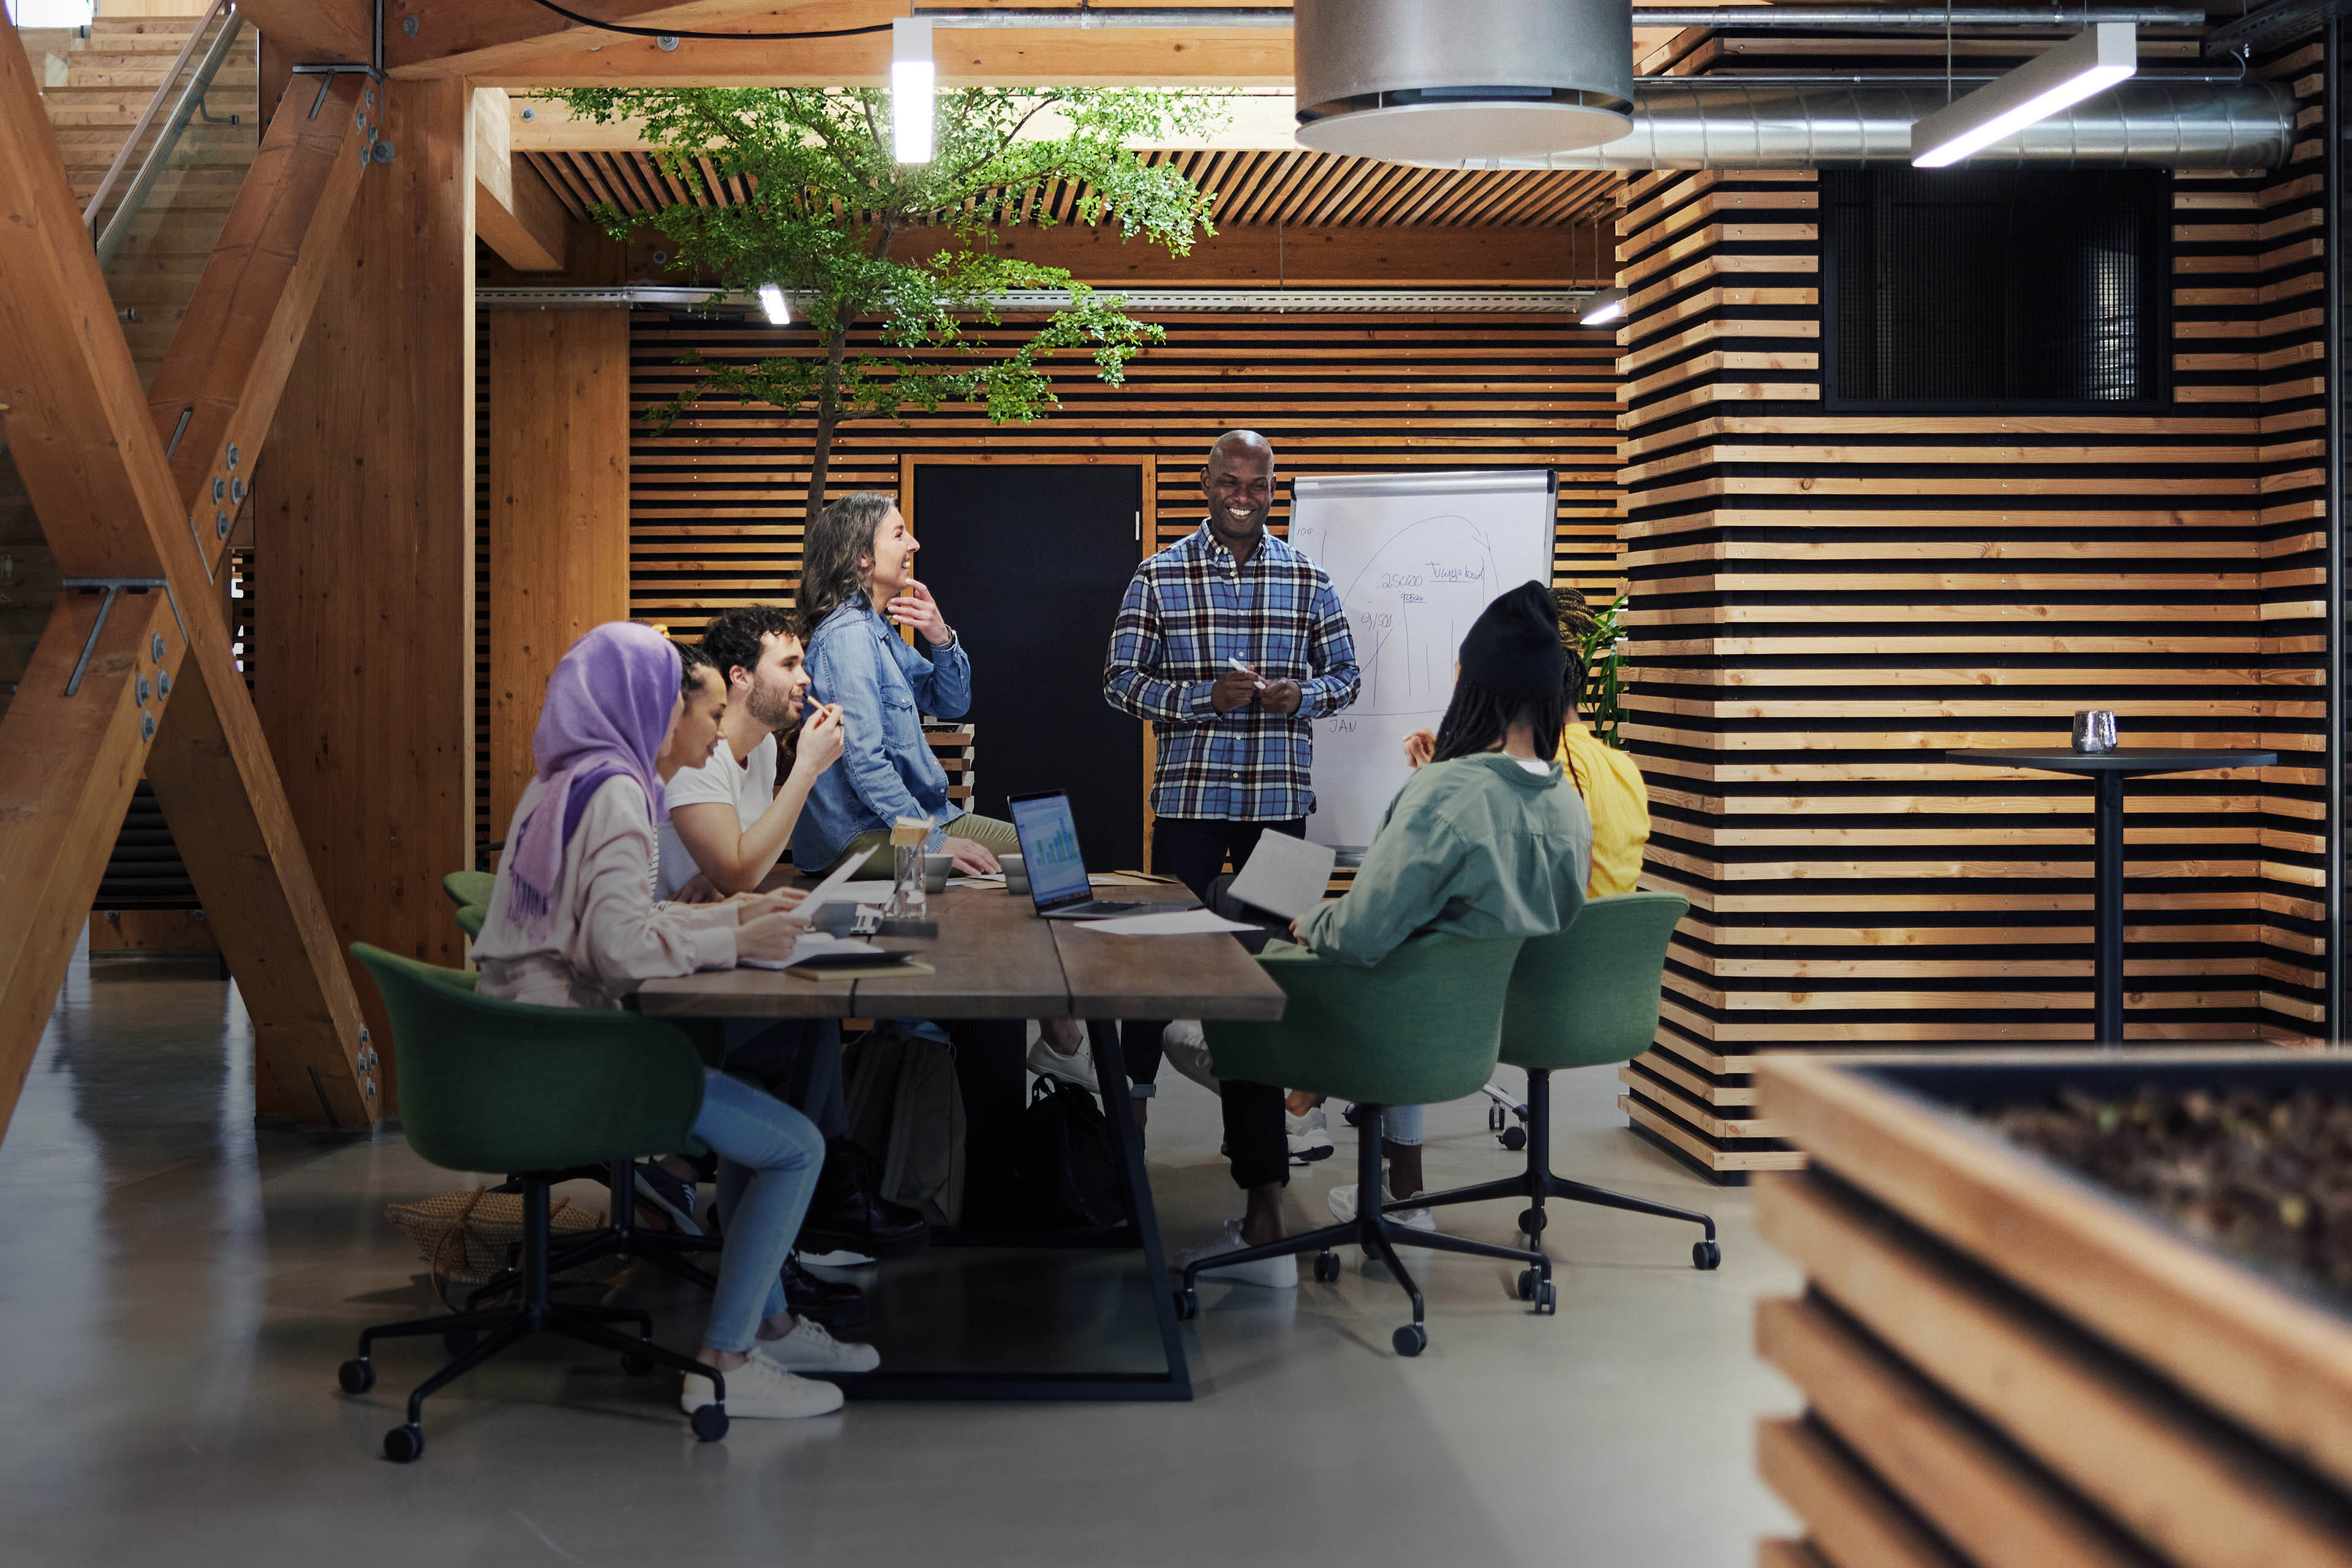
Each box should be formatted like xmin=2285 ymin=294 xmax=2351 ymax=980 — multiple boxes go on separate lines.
xmin=0 ymin=19 xmax=379 ymax=1136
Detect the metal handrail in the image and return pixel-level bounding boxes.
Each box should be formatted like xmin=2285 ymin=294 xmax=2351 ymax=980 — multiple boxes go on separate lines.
xmin=80 ymin=0 xmax=230 ymax=232
xmin=93 ymin=4 xmax=245 ymax=271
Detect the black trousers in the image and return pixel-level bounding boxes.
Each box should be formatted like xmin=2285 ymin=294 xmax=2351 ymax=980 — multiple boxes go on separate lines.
xmin=1126 ymin=815 xmax=1304 ymax=1192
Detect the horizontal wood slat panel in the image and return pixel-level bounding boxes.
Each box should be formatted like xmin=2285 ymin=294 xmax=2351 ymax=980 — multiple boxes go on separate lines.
xmin=1615 ymin=141 xmax=2329 ymax=1179
xmin=620 ymin=312 xmax=1622 ymax=647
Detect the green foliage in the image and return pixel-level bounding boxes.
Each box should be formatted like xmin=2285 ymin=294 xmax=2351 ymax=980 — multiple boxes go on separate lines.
xmin=551 ymin=86 xmax=1222 ymax=503
xmin=1577 ymin=593 xmax=1630 ymax=750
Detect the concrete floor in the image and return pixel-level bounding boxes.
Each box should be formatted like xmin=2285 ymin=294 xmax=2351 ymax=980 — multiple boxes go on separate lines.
xmin=0 ymin=940 xmax=1800 ymax=1567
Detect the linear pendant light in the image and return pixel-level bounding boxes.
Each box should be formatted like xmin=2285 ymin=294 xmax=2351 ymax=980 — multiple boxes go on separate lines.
xmin=1580 ymin=288 xmax=1627 ymax=326
xmin=1910 ymin=21 xmax=2136 ymax=167
xmin=757 ymin=284 xmax=791 ymax=325
xmin=892 ymin=17 xmax=937 ymax=164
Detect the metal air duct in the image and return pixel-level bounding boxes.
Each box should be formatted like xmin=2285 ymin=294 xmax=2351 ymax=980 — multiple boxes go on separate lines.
xmin=1423 ymin=78 xmax=2296 ymax=169
xmin=1292 ymin=0 xmax=1636 ymax=161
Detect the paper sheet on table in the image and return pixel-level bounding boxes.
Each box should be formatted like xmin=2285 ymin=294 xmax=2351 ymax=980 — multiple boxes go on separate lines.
xmin=1072 ymin=910 xmax=1261 ymax=936
xmin=1225 ymin=831 xmax=1338 ymax=921
xmin=795 ymin=854 xmax=883 ymax=907
xmin=740 ymin=933 xmax=888 ymax=970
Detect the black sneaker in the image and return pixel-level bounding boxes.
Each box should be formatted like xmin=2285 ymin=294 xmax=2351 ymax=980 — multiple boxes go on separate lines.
xmin=631 ymin=1163 xmax=700 ymax=1236
xmin=783 ymin=1252 xmax=868 ymax=1326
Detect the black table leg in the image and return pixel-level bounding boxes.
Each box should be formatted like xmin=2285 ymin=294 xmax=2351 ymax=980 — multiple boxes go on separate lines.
xmin=1088 ymin=1017 xmax=1193 ymax=1400
xmin=2094 ymin=768 xmax=2127 ymax=1048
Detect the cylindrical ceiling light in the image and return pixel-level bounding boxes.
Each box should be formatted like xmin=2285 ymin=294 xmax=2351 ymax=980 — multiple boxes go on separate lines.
xmin=1293 ymin=0 xmax=1635 ymax=165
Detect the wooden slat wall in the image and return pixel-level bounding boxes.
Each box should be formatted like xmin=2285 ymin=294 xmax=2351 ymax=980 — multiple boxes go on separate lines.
xmin=1613 ymin=80 xmax=2330 ymax=1180
xmin=622 ymin=308 xmax=1622 ymax=639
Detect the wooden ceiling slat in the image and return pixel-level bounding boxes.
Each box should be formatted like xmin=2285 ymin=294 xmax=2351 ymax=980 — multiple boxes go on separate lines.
xmin=528 ymin=151 xmax=591 ymax=220
xmin=1251 ymin=151 xmax=1326 ymax=225
xmin=1328 ymin=159 xmax=1420 ymax=227
xmin=1389 ymin=167 xmax=1470 ymax=227
xmin=1300 ymin=154 xmax=1379 ymax=227
xmin=1215 ymin=150 xmax=1281 ymax=222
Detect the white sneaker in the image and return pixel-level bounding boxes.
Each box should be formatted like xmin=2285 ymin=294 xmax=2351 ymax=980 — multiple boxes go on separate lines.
xmin=1027 ymin=1036 xmax=1100 ymax=1095
xmin=1327 ymin=1178 xmax=1436 ymax=1232
xmin=756 ymin=1317 xmax=881 ymax=1375
xmin=796 ymin=1247 xmax=875 ymax=1268
xmin=1287 ymin=1106 xmax=1333 ymax=1164
xmin=680 ymin=1355 xmax=845 ymax=1420
xmin=1175 ymin=1218 xmax=1298 ymax=1289
xmin=1160 ymin=1020 xmax=1219 ymax=1091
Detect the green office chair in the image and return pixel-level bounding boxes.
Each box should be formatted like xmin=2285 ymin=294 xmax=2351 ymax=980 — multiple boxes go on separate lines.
xmin=1192 ymin=933 xmax=1549 ymax=1356
xmin=442 ymin=869 xmax=495 ymax=910
xmin=1405 ymin=892 xmax=1717 ymax=1292
xmin=453 ymin=903 xmax=485 ymax=938
xmin=339 ymin=943 xmax=730 ymax=1461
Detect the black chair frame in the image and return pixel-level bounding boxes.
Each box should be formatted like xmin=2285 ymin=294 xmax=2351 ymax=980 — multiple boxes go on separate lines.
xmin=337 ymin=1172 xmax=726 ymax=1461
xmin=1405 ymin=1069 xmax=1721 ymax=1284
xmin=1175 ymin=1102 xmax=1555 ymax=1357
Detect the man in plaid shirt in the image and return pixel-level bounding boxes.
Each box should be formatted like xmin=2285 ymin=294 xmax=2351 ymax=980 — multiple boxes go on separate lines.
xmin=1100 ymin=431 xmax=1360 ymax=1269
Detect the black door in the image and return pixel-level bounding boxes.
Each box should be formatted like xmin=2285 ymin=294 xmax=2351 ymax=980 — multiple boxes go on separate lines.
xmin=910 ymin=464 xmax=1145 ymax=869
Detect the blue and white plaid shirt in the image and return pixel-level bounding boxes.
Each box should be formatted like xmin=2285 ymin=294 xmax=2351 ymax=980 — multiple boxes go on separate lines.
xmin=1103 ymin=521 xmax=1361 ymax=822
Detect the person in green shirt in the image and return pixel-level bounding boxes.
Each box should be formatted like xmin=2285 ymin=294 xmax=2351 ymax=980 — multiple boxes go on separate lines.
xmin=1178 ymin=582 xmax=1594 ymax=1287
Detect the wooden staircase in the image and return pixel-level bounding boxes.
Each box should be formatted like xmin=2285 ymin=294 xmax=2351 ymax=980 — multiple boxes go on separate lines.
xmin=1 ymin=16 xmax=257 ymax=717
xmin=21 ymin=15 xmax=260 ymax=380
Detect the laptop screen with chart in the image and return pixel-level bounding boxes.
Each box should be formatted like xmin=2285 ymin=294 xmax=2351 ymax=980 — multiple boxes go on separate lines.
xmin=1288 ymin=469 xmax=1557 ymax=853
xmin=1008 ymin=791 xmax=1093 ymax=910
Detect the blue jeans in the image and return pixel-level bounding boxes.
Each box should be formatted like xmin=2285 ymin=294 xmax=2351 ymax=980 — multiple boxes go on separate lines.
xmin=691 ymin=1069 xmax=824 ymax=1353
xmin=1384 ymin=1104 xmax=1424 ymax=1146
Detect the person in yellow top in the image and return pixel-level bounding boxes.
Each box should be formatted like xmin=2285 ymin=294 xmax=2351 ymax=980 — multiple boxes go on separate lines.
xmin=1551 ymin=586 xmax=1649 ymax=895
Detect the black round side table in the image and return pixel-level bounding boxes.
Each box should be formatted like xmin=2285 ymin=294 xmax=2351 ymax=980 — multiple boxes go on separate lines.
xmin=1945 ymin=748 xmax=2277 ymax=1048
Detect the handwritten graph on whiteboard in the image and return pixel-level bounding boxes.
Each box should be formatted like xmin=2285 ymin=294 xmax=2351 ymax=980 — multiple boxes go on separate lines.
xmin=1289 ymin=470 xmax=1556 ymax=852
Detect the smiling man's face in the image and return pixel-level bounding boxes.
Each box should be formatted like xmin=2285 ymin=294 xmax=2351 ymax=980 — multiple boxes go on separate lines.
xmin=1202 ymin=441 xmax=1275 ymax=549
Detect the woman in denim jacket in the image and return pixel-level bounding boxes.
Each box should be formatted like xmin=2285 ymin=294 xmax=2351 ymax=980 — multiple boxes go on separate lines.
xmin=790 ymin=492 xmax=1016 ymax=878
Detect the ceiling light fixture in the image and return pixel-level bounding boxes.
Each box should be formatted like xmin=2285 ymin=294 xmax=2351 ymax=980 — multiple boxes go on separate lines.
xmin=892 ymin=17 xmax=937 ymax=164
xmin=1910 ymin=22 xmax=2136 ymax=167
xmin=1580 ymin=288 xmax=1627 ymax=327
xmin=758 ymin=284 xmax=791 ymax=325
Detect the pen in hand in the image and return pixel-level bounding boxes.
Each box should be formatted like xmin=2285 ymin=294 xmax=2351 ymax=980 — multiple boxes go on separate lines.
xmin=1226 ymin=657 xmax=1267 ymax=691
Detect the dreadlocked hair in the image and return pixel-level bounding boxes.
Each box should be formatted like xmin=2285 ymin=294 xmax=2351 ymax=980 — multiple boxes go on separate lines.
xmin=1430 ymin=673 xmax=1567 ymax=766
xmin=797 ymin=492 xmax=899 ymax=640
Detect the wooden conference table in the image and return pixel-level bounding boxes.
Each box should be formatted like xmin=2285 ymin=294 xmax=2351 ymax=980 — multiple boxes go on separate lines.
xmin=636 ymin=883 xmax=1287 ymax=1401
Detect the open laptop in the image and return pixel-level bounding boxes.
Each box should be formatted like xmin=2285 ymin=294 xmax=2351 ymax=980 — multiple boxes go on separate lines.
xmin=1008 ymin=790 xmax=1199 ymax=921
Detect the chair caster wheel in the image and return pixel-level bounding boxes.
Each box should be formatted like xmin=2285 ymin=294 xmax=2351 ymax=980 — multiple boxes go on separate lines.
xmin=383 ymin=1423 xmax=424 ymax=1463
xmin=1392 ymin=1324 xmax=1427 ymax=1357
xmin=690 ymin=1403 xmax=728 ymax=1442
xmin=1518 ymin=1207 xmax=1547 ymax=1235
xmin=1173 ymin=1287 xmax=1199 ymax=1321
xmin=442 ymin=1329 xmax=477 ymax=1357
xmin=1499 ymin=1125 xmax=1527 ymax=1152
xmin=1694 ymin=1239 xmax=1721 ymax=1271
xmin=1516 ymin=1268 xmax=1536 ymax=1302
xmin=1534 ymin=1280 xmax=1558 ymax=1315
xmin=337 ymin=1359 xmax=375 ymax=1394
xmin=1313 ymin=1250 xmax=1340 ymax=1283
xmin=621 ymin=1348 xmax=655 ymax=1376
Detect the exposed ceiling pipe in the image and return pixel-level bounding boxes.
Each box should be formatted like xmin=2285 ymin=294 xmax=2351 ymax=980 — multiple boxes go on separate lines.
xmin=913 ymin=6 xmax=2211 ymax=27
xmin=1423 ymin=78 xmax=2295 ymax=169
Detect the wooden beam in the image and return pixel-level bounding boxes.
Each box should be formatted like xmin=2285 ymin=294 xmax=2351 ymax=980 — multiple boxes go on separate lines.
xmin=509 ymin=92 xmax=1303 ymax=154
xmin=0 ymin=18 xmax=376 ymax=1137
xmin=483 ymin=221 xmax=1611 ymax=288
xmin=474 ymin=88 xmax=568 ymax=271
xmin=140 ymin=74 xmax=382 ymax=1128
xmin=450 ymin=17 xmax=1294 ymax=89
xmin=386 ymin=0 xmax=823 ymax=79
xmin=236 ymin=0 xmax=375 ymax=62
xmin=253 ymin=75 xmax=477 ymax=1110
xmin=487 ymin=309 xmax=631 ymax=832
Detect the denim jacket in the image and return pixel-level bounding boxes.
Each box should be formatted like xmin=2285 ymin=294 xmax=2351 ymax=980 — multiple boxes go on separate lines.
xmin=793 ymin=597 xmax=974 ymax=870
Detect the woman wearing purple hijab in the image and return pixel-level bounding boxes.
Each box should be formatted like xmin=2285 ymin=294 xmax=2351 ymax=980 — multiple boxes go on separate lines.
xmin=471 ymin=622 xmax=873 ymax=1422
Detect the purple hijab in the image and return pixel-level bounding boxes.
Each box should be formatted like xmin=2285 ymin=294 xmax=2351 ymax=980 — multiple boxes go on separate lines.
xmin=504 ymin=622 xmax=680 ymax=941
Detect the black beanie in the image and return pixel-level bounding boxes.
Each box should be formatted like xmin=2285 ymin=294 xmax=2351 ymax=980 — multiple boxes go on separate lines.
xmin=1458 ymin=581 xmax=1567 ymax=701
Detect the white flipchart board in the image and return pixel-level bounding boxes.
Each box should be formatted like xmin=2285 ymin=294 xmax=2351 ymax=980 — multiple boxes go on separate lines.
xmin=1290 ymin=469 xmax=1557 ymax=853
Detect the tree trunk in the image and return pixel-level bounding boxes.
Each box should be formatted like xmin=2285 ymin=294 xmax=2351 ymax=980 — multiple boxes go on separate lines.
xmin=804 ymin=320 xmax=853 ymax=517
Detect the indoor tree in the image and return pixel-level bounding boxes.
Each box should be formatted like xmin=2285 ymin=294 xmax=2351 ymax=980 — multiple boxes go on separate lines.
xmin=555 ymin=86 xmax=1224 ymax=511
